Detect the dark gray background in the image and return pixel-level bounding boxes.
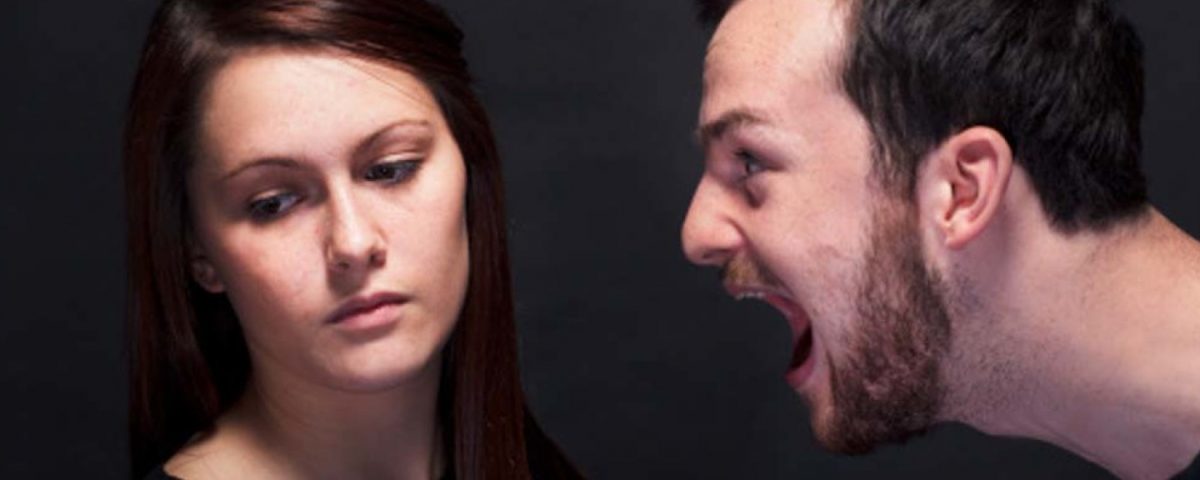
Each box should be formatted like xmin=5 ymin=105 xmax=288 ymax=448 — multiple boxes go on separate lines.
xmin=1 ymin=0 xmax=1196 ymax=478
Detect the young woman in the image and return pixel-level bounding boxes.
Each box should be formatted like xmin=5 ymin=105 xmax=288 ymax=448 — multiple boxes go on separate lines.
xmin=123 ymin=0 xmax=581 ymax=478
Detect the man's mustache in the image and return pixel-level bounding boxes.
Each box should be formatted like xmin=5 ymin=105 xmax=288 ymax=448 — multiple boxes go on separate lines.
xmin=721 ymin=255 xmax=783 ymax=289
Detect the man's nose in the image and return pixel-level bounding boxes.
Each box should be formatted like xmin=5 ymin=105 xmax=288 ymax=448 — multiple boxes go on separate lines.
xmin=681 ymin=177 xmax=741 ymax=267
xmin=325 ymin=189 xmax=387 ymax=275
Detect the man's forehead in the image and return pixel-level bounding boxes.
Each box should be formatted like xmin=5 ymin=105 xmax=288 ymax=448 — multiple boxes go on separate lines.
xmin=701 ymin=0 xmax=850 ymax=115
xmin=708 ymin=0 xmax=809 ymax=53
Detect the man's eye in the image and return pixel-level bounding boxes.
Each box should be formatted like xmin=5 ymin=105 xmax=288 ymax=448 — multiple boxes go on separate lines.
xmin=365 ymin=159 xmax=420 ymax=184
xmin=248 ymin=192 xmax=301 ymax=221
xmin=736 ymin=149 xmax=765 ymax=177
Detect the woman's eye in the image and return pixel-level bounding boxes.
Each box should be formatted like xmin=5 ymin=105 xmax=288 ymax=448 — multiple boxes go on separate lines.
xmin=364 ymin=159 xmax=420 ymax=184
xmin=248 ymin=192 xmax=301 ymax=221
xmin=736 ymin=149 xmax=765 ymax=178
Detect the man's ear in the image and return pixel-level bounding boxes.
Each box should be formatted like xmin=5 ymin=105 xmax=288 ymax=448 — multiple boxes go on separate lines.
xmin=923 ymin=126 xmax=1013 ymax=250
xmin=188 ymin=239 xmax=226 ymax=293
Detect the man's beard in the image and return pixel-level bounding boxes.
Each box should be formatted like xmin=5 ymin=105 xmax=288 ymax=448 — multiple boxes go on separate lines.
xmin=725 ymin=203 xmax=953 ymax=455
xmin=821 ymin=204 xmax=953 ymax=454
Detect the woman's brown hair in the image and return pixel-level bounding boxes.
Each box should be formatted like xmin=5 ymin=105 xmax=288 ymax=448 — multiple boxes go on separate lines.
xmin=123 ymin=0 xmax=579 ymax=477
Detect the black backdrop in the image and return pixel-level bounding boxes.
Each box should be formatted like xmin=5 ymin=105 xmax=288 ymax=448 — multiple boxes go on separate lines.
xmin=1 ymin=1 xmax=1196 ymax=478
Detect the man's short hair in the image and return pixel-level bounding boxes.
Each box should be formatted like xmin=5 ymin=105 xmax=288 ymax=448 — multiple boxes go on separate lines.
xmin=696 ymin=0 xmax=1149 ymax=232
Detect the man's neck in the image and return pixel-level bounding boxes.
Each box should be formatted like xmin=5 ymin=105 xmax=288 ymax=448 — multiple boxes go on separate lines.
xmin=945 ymin=210 xmax=1200 ymax=480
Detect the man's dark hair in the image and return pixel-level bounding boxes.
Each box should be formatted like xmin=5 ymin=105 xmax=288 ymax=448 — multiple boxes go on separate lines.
xmin=696 ymin=0 xmax=1148 ymax=232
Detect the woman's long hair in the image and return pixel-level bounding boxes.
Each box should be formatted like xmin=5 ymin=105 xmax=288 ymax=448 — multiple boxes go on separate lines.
xmin=123 ymin=0 xmax=578 ymax=477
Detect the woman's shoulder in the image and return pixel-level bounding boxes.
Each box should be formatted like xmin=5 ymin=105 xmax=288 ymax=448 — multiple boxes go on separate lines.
xmin=152 ymin=425 xmax=248 ymax=480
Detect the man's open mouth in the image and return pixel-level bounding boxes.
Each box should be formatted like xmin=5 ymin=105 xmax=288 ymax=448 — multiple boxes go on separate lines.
xmin=730 ymin=287 xmax=817 ymax=388
xmin=790 ymin=320 xmax=814 ymax=372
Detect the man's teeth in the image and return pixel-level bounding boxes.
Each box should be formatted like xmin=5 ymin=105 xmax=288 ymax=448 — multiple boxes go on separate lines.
xmin=736 ymin=291 xmax=766 ymax=301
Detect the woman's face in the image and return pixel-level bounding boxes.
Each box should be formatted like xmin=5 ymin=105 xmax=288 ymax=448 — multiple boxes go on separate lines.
xmin=186 ymin=49 xmax=469 ymax=392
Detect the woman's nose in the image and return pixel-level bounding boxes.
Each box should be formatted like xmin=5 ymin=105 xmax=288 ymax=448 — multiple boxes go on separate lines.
xmin=325 ymin=189 xmax=387 ymax=274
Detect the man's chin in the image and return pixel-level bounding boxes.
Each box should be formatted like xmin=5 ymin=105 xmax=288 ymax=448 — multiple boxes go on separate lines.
xmin=805 ymin=391 xmax=935 ymax=455
xmin=801 ymin=383 xmax=870 ymax=454
xmin=809 ymin=403 xmax=877 ymax=455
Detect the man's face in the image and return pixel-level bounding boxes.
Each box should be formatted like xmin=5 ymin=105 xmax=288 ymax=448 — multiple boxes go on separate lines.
xmin=682 ymin=0 xmax=953 ymax=453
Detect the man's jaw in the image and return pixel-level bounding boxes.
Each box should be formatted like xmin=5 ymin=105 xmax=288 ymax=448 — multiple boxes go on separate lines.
xmin=723 ymin=282 xmax=818 ymax=391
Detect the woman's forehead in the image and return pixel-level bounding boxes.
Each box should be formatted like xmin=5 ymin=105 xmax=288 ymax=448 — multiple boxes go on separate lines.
xmin=197 ymin=48 xmax=444 ymax=166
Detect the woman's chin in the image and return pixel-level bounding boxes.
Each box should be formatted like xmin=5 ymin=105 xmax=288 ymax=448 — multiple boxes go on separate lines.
xmin=315 ymin=344 xmax=444 ymax=394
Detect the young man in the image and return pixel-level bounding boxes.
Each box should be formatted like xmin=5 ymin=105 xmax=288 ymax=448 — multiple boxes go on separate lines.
xmin=680 ymin=0 xmax=1200 ymax=478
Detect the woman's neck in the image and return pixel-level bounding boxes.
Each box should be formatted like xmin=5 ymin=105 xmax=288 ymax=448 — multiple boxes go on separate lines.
xmin=168 ymin=357 xmax=444 ymax=480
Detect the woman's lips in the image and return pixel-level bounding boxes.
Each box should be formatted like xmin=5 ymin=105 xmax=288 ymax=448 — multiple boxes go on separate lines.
xmin=326 ymin=292 xmax=409 ymax=330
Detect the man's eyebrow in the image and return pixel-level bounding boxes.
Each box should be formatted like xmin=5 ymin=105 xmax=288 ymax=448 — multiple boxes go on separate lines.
xmin=220 ymin=119 xmax=433 ymax=182
xmin=696 ymin=108 xmax=769 ymax=149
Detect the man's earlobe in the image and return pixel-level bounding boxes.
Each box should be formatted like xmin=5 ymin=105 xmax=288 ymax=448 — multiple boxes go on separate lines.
xmin=931 ymin=126 xmax=1013 ymax=250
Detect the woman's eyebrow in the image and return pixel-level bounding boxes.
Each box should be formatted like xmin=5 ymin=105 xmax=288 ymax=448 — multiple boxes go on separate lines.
xmin=221 ymin=157 xmax=302 ymax=182
xmin=354 ymin=119 xmax=434 ymax=158
xmin=220 ymin=119 xmax=434 ymax=182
